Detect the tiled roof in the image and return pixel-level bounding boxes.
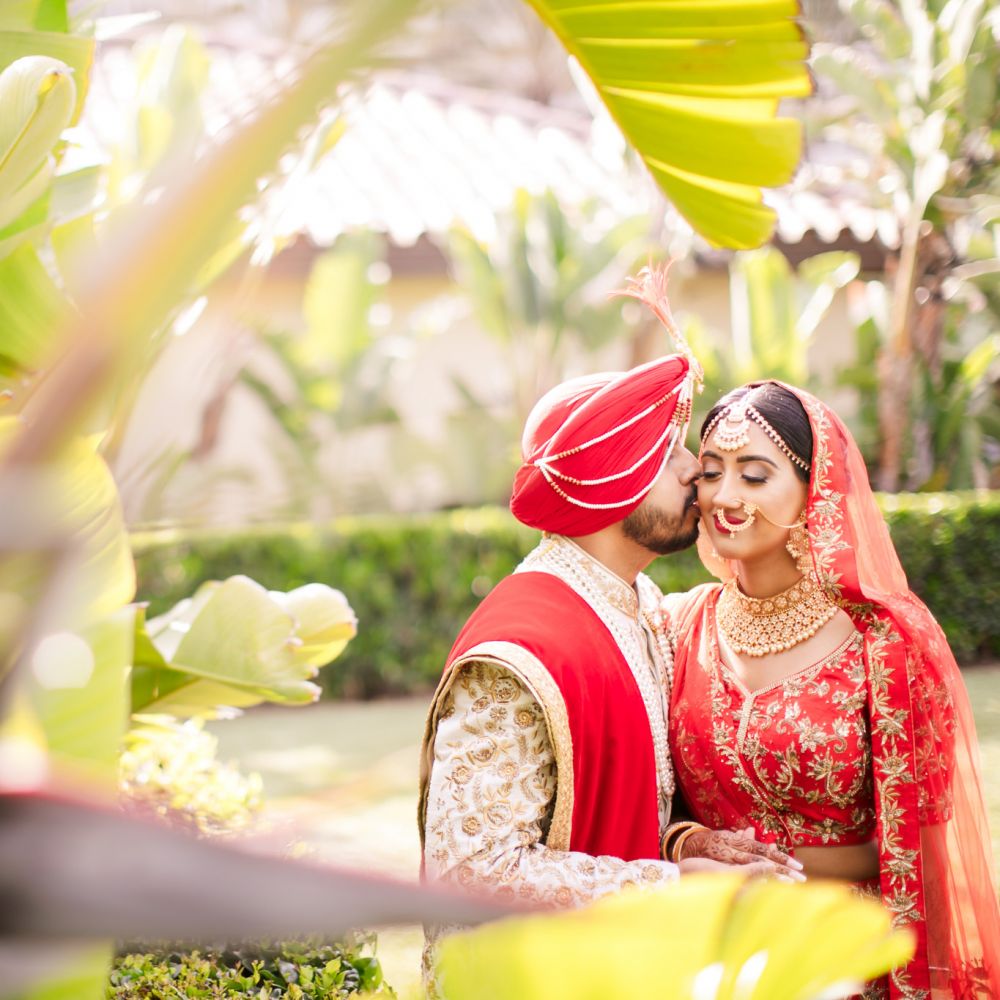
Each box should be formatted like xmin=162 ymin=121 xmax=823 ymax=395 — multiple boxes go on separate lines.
xmin=76 ymin=41 xmax=899 ymax=257
xmin=272 ymin=76 xmax=651 ymax=247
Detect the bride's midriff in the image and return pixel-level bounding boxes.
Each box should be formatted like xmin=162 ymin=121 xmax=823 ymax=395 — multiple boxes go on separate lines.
xmin=794 ymin=840 xmax=879 ymax=881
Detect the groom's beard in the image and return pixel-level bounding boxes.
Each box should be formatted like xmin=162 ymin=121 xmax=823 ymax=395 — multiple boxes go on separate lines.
xmin=622 ymin=492 xmax=699 ymax=556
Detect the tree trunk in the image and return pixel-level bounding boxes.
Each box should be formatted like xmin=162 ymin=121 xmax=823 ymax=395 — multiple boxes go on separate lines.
xmin=905 ymin=282 xmax=947 ymax=490
xmin=876 ymin=213 xmax=929 ymax=492
xmin=875 ymin=345 xmax=910 ymax=492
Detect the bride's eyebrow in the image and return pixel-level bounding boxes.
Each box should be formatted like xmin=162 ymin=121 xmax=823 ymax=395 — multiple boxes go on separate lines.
xmin=737 ymin=455 xmax=779 ymax=468
xmin=700 ymin=448 xmax=778 ymax=469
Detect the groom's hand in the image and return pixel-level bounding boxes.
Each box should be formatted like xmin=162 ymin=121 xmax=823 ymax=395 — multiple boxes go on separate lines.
xmin=679 ymin=826 xmax=806 ymax=882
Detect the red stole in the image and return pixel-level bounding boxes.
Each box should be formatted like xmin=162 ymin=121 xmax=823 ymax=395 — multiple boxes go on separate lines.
xmin=446 ymin=571 xmax=660 ymax=862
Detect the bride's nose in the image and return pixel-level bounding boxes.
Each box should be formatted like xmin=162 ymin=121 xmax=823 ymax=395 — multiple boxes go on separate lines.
xmin=710 ymin=479 xmax=745 ymax=510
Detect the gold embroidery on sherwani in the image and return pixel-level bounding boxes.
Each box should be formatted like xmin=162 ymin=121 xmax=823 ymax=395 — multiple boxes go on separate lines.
xmin=449 ymin=641 xmax=574 ymax=852
xmin=422 ymin=662 xmax=671 ymax=901
xmin=420 ymin=662 xmax=672 ymax=997
xmin=418 ymin=537 xmax=682 ymax=997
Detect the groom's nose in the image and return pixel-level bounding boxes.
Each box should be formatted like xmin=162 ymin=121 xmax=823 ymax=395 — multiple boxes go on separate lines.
xmin=674 ymin=445 xmax=702 ymax=485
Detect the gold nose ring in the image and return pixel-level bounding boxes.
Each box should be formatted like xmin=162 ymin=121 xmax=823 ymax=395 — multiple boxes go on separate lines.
xmin=714 ymin=501 xmax=758 ymax=533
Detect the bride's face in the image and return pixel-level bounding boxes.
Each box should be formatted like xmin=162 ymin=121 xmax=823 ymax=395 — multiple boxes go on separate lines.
xmin=697 ymin=420 xmax=808 ymax=564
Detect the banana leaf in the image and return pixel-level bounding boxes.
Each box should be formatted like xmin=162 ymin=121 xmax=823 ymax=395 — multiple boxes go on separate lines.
xmin=524 ymin=0 xmax=812 ymax=248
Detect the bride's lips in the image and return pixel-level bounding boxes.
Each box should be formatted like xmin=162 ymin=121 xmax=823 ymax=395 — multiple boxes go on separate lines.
xmin=714 ymin=512 xmax=746 ymax=533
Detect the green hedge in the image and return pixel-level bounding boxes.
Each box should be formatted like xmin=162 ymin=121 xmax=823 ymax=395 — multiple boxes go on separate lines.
xmin=133 ymin=492 xmax=1000 ymax=698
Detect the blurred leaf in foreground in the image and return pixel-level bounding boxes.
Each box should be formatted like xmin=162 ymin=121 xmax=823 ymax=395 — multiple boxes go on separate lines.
xmin=438 ymin=874 xmax=914 ymax=1000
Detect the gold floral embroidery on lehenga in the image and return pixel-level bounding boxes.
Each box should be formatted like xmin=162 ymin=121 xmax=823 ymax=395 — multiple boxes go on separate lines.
xmin=704 ymin=625 xmax=875 ymax=849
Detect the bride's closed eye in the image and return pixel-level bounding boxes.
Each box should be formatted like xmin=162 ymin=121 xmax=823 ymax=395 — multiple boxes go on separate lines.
xmin=699 ymin=470 xmax=768 ymax=485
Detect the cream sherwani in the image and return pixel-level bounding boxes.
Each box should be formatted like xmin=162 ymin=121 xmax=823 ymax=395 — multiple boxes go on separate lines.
xmin=418 ymin=536 xmax=678 ymax=987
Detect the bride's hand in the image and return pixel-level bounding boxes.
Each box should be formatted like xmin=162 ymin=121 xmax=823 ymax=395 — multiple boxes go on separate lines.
xmin=679 ymin=826 xmax=806 ymax=882
xmin=676 ymin=856 xmax=782 ymax=878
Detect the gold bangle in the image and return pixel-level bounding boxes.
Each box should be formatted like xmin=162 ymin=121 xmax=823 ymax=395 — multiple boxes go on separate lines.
xmin=671 ymin=824 xmax=708 ymax=862
xmin=660 ymin=821 xmax=699 ymax=861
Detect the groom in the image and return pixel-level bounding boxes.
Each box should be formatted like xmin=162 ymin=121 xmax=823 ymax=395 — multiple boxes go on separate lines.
xmin=419 ymin=296 xmax=796 ymax=925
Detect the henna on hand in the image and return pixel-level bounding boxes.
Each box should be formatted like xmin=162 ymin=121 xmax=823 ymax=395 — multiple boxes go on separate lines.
xmin=681 ymin=826 xmax=805 ymax=881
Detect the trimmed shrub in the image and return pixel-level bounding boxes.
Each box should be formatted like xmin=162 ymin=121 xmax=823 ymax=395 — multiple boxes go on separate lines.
xmin=877 ymin=490 xmax=1000 ymax=664
xmin=133 ymin=492 xmax=1000 ymax=698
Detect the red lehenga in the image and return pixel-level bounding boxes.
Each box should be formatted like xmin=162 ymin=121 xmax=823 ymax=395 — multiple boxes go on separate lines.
xmin=667 ymin=383 xmax=1000 ymax=999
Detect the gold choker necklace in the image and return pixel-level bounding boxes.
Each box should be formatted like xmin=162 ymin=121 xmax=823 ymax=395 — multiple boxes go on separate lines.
xmin=716 ymin=575 xmax=836 ymax=657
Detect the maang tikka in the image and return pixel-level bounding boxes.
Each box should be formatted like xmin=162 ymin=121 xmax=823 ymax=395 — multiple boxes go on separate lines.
xmin=704 ymin=390 xmax=811 ymax=475
xmin=711 ymin=400 xmax=753 ymax=451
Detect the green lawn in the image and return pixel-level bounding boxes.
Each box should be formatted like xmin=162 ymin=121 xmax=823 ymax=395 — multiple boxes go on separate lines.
xmin=210 ymin=664 xmax=1000 ymax=998
xmin=962 ymin=666 xmax=1000 ymax=868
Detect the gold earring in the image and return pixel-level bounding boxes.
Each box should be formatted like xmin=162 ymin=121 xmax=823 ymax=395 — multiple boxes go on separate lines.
xmin=785 ymin=512 xmax=811 ymax=575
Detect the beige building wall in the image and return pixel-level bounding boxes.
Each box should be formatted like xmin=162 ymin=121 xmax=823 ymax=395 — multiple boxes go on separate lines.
xmin=113 ymin=253 xmax=863 ymax=528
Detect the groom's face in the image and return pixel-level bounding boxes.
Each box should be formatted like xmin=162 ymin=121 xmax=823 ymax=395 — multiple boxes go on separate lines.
xmin=622 ymin=445 xmax=702 ymax=555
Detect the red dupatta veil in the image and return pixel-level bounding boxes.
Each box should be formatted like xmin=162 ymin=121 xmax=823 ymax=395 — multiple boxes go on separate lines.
xmin=692 ymin=382 xmax=1000 ymax=998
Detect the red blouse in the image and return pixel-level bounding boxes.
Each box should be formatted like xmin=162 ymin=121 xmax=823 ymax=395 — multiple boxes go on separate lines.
xmin=670 ymin=596 xmax=875 ymax=850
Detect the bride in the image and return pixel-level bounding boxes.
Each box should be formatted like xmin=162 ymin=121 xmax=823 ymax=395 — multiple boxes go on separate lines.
xmin=662 ymin=380 xmax=1000 ymax=998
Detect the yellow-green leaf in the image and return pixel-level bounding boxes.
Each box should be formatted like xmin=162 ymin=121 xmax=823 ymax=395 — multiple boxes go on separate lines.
xmin=0 ymin=55 xmax=74 ymax=203
xmin=0 ymin=30 xmax=93 ymax=119
xmin=268 ymin=583 xmax=358 ymax=668
xmin=0 ymin=416 xmax=135 ymax=628
xmin=0 ymin=243 xmax=70 ymax=371
xmin=26 ymin=608 xmax=134 ymax=783
xmin=144 ymin=577 xmax=323 ymax=710
xmin=437 ymin=875 xmax=914 ymax=1000
xmin=522 ymin=0 xmax=812 ymax=248
xmin=0 ymin=155 xmax=51 ymax=231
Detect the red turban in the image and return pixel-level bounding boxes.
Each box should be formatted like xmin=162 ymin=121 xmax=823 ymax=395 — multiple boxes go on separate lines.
xmin=510 ymin=353 xmax=696 ymax=535
xmin=509 ymin=264 xmax=701 ymax=537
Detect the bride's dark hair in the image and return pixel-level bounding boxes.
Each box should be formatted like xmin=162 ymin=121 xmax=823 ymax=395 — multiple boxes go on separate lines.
xmin=700 ymin=383 xmax=813 ymax=484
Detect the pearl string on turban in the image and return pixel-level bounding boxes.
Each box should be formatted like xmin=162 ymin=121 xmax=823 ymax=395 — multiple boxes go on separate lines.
xmin=510 ymin=264 xmax=702 ymax=536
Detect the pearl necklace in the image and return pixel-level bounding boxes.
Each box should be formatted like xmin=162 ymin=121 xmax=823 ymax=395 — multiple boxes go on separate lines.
xmin=716 ymin=574 xmax=837 ymax=657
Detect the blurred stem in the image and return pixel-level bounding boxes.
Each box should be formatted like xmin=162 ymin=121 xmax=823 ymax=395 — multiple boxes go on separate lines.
xmin=3 ymin=0 xmax=419 ymax=471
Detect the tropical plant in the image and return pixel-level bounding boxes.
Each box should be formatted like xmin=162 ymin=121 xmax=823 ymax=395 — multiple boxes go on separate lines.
xmin=682 ymin=246 xmax=859 ymax=426
xmin=232 ymin=232 xmax=408 ymax=520
xmin=449 ymin=190 xmax=653 ymax=425
xmin=520 ymin=0 xmax=812 ymax=248
xmin=838 ymin=278 xmax=1000 ymax=487
xmin=911 ymin=326 xmax=1000 ymax=489
xmin=437 ymin=874 xmax=914 ymax=1000
xmin=812 ymin=0 xmax=1000 ymax=489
